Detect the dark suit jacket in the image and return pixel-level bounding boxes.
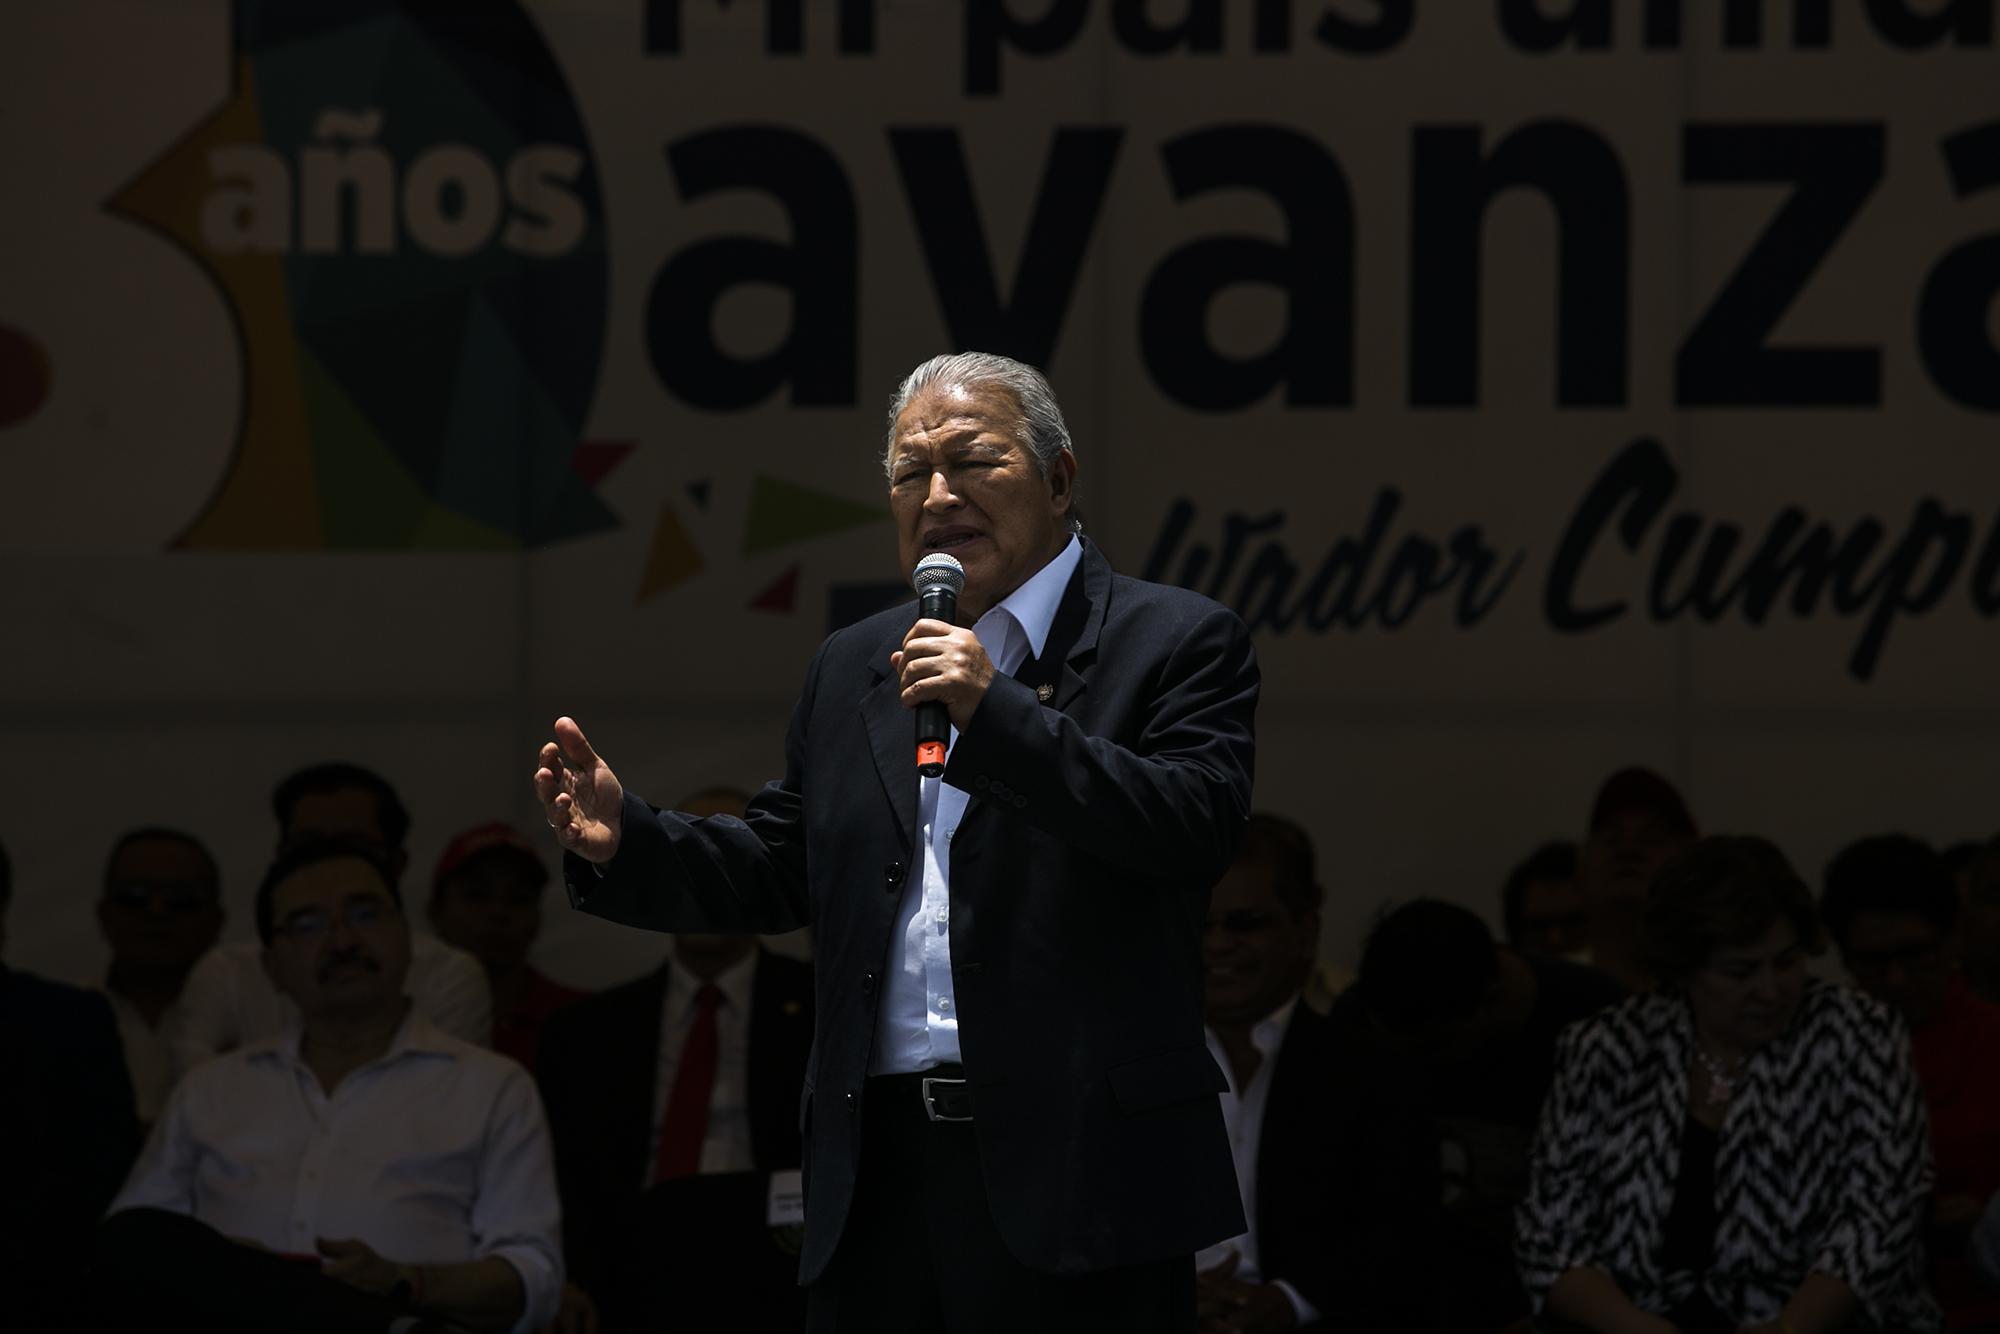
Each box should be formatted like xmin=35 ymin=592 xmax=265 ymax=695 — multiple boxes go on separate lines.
xmin=568 ymin=538 xmax=1257 ymax=1281
xmin=535 ymin=949 xmax=814 ymax=1301
xmin=1 ymin=967 xmax=141 ymax=1324
xmin=1255 ymin=1004 xmax=1441 ymax=1332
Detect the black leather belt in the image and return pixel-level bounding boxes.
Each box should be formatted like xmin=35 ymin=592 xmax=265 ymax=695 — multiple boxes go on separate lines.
xmin=870 ymin=1065 xmax=973 ymax=1122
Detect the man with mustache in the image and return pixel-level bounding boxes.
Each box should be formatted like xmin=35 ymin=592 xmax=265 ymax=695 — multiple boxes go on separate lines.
xmin=99 ymin=837 xmax=564 ymax=1332
xmin=167 ymin=762 xmax=492 ymax=1079
xmin=536 ymin=352 xmax=1259 ymax=1332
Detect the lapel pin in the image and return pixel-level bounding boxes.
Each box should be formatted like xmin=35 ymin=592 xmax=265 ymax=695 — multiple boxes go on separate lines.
xmin=1036 ymin=683 xmax=1055 ymax=703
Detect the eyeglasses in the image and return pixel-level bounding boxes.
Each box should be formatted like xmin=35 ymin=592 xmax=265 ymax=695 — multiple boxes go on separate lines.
xmin=273 ymin=897 xmax=397 ymax=943
xmin=1203 ymin=909 xmax=1283 ymax=935
xmin=104 ymin=883 xmax=215 ymax=914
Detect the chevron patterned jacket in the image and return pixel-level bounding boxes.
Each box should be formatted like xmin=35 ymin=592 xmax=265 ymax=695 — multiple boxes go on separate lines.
xmin=1516 ymin=979 xmax=1942 ymax=1331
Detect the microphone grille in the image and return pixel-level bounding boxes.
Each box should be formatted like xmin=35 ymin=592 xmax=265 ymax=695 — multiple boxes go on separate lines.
xmin=912 ymin=552 xmax=966 ymax=596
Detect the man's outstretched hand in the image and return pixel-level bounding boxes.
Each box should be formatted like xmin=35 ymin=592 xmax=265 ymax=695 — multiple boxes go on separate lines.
xmin=534 ymin=717 xmax=624 ymax=864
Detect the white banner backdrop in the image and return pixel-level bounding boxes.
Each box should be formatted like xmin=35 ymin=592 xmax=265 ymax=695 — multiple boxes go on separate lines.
xmin=1 ymin=0 xmax=1995 ymax=987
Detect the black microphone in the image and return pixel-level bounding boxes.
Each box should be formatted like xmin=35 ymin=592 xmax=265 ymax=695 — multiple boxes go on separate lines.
xmin=911 ymin=553 xmax=965 ymax=776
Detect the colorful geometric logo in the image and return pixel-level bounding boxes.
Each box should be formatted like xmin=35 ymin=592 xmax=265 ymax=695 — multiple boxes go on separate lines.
xmin=109 ymin=1 xmax=614 ymax=549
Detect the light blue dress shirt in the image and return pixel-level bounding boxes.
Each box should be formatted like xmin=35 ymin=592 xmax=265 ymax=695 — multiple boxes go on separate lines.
xmin=870 ymin=535 xmax=1082 ymax=1076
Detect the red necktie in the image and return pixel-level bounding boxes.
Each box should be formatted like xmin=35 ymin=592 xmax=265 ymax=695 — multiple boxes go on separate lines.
xmin=653 ymin=983 xmax=722 ymax=1183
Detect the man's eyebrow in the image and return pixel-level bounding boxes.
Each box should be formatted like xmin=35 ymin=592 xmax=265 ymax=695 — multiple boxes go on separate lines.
xmin=894 ymin=438 xmax=1007 ymax=467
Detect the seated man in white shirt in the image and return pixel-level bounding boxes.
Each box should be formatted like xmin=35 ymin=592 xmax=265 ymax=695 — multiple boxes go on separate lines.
xmin=1199 ymin=814 xmax=1439 ymax=1334
xmin=167 ymin=762 xmax=490 ymax=1076
xmin=98 ymin=837 xmax=562 ymax=1333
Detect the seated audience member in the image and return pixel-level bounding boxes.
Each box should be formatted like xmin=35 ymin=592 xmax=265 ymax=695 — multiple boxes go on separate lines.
xmin=169 ymin=761 xmax=490 ymax=1075
xmin=427 ymin=821 xmax=586 ymax=1068
xmin=1518 ymin=837 xmax=1940 ymax=1334
xmin=1329 ymin=898 xmax=1622 ymax=1332
xmin=1822 ymin=834 xmax=2000 ymax=1326
xmin=99 ymin=836 xmax=562 ymax=1332
xmin=1961 ymin=835 xmax=2000 ymax=1006
xmin=96 ymin=826 xmax=226 ymax=1123
xmin=1502 ymin=841 xmax=1587 ymax=961
xmin=1198 ymin=813 xmax=1440 ymax=1334
xmin=536 ymin=785 xmax=814 ymax=1333
xmin=1577 ymin=767 xmax=1697 ymax=991
xmin=1 ymin=831 xmax=143 ymax=1329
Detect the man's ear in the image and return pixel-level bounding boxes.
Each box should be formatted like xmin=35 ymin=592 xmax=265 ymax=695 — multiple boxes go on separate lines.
xmin=1048 ymin=448 xmax=1077 ymax=511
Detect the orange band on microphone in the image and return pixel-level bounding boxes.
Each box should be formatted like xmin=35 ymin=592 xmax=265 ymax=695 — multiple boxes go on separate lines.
xmin=916 ymin=740 xmax=947 ymax=772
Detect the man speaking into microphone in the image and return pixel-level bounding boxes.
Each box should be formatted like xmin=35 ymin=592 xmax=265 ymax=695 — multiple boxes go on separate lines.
xmin=533 ymin=352 xmax=1259 ymax=1332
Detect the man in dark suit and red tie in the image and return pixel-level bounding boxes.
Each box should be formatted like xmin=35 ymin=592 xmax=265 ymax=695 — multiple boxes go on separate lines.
xmin=534 ymin=351 xmax=1260 ymax=1332
xmin=535 ymin=787 xmax=814 ymax=1333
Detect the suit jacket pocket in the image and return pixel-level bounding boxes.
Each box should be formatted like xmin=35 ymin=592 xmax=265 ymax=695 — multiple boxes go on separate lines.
xmin=1106 ymin=1044 xmax=1228 ymax=1115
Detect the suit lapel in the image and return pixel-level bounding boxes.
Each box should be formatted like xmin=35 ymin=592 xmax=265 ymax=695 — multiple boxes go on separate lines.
xmin=861 ymin=646 xmax=919 ymax=848
xmin=1253 ymin=1005 xmax=1316 ymax=1239
xmin=955 ymin=541 xmax=1107 ymax=834
xmin=618 ymin=964 xmax=672 ymax=1187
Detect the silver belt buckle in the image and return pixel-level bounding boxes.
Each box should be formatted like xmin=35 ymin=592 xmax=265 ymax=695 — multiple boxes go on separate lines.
xmin=920 ymin=1075 xmax=972 ymax=1122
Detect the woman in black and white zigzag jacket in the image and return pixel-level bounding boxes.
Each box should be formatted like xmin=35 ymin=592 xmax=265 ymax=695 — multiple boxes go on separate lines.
xmin=1517 ymin=836 xmax=1943 ymax=1334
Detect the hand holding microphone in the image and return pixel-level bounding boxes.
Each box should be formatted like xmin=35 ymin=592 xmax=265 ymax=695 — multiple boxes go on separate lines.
xmin=893 ymin=553 xmax=995 ymax=774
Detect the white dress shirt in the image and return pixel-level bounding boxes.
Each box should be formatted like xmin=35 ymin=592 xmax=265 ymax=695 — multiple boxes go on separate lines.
xmin=114 ymin=1010 xmax=563 ymax=1333
xmin=871 ymin=535 xmax=1082 ymax=1076
xmin=98 ymin=986 xmax=183 ymax=1124
xmin=646 ymin=947 xmax=759 ymax=1182
xmin=1199 ymin=997 xmax=1317 ymax=1326
xmin=166 ymin=933 xmax=492 ymax=1079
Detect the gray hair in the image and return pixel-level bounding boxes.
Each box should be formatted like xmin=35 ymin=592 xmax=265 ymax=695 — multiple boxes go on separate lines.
xmin=883 ymin=352 xmax=1082 ymax=532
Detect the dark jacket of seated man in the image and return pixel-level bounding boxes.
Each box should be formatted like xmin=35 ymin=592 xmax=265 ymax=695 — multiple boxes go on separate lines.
xmin=2 ymin=962 xmax=141 ymax=1327
xmin=536 ymin=938 xmax=814 ymax=1326
xmin=1201 ymin=814 xmax=1443 ymax=1334
xmin=1231 ymin=1001 xmax=1443 ymax=1331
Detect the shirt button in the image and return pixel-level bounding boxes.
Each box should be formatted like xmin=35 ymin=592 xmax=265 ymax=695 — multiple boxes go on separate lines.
xmin=861 ymin=971 xmax=877 ymax=996
xmin=1013 ymin=794 xmax=1028 ymax=809
xmin=937 ymin=997 xmax=952 ymax=1013
xmin=844 ymin=1091 xmax=857 ymax=1112
xmin=935 ymin=908 xmax=948 ymax=925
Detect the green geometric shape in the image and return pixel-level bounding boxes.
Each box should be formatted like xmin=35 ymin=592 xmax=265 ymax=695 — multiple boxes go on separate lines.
xmin=742 ymin=475 xmax=886 ymax=557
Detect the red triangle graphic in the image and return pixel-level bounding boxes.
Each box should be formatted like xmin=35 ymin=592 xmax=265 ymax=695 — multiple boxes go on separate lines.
xmin=749 ymin=563 xmax=801 ymax=613
xmin=572 ymin=439 xmax=636 ymax=486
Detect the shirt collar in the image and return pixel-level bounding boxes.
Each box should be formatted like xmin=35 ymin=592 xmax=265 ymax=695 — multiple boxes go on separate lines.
xmin=1204 ymin=994 xmax=1303 ymax=1063
xmin=249 ymin=1001 xmax=454 ymax=1067
xmin=976 ymin=534 xmax=1081 ymax=665
xmin=666 ymin=945 xmax=760 ymax=1017
xmin=1249 ymin=994 xmax=1301 ymax=1058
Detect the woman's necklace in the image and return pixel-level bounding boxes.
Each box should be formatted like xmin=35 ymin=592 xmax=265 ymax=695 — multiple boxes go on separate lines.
xmin=1693 ymin=1044 xmax=1746 ymax=1106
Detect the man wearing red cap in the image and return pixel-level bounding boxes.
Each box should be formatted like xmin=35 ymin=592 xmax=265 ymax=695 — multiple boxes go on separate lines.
xmin=428 ymin=822 xmax=588 ymax=1069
